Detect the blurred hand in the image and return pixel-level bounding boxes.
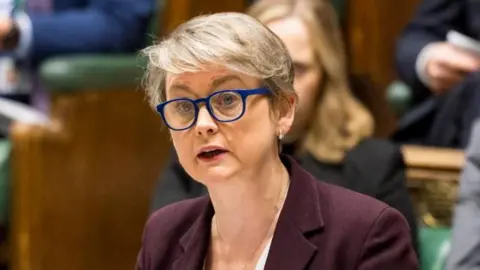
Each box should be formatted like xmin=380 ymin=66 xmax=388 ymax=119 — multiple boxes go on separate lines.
xmin=424 ymin=42 xmax=480 ymax=94
xmin=0 ymin=18 xmax=13 ymax=49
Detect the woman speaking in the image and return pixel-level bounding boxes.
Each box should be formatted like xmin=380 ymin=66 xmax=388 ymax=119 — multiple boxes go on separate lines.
xmin=136 ymin=12 xmax=418 ymax=270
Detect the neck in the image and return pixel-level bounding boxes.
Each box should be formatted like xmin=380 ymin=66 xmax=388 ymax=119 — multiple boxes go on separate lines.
xmin=206 ymin=153 xmax=289 ymax=256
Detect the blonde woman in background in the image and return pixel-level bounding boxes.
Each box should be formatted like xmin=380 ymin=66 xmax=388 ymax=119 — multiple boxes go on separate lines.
xmin=150 ymin=0 xmax=418 ymax=254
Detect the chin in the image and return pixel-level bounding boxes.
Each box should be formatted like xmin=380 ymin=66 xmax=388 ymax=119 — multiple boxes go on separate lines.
xmin=193 ymin=163 xmax=238 ymax=184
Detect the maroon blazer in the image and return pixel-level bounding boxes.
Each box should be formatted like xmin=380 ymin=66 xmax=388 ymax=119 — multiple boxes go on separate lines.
xmin=136 ymin=156 xmax=418 ymax=270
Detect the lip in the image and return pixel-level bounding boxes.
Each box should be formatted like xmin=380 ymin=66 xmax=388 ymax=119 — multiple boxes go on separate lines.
xmin=196 ymin=145 xmax=228 ymax=156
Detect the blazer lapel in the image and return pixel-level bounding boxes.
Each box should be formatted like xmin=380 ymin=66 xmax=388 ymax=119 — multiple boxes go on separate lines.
xmin=172 ymin=197 xmax=214 ymax=270
xmin=265 ymin=155 xmax=325 ymax=270
xmin=265 ymin=220 xmax=318 ymax=270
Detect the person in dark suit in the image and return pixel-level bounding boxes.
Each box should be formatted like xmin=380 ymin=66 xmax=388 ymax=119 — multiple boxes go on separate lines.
xmin=396 ymin=0 xmax=480 ymax=106
xmin=393 ymin=0 xmax=480 ymax=148
xmin=2 ymin=0 xmax=154 ymax=64
xmin=0 ymin=0 xmax=155 ymax=110
xmin=137 ymin=9 xmax=418 ymax=270
xmin=150 ymin=0 xmax=419 ymax=255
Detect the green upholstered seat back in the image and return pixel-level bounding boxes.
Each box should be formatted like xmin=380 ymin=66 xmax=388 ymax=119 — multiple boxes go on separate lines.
xmin=0 ymin=139 xmax=11 ymax=227
xmin=420 ymin=227 xmax=452 ymax=270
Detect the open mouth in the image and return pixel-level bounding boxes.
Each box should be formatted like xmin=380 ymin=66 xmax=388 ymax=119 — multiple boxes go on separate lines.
xmin=197 ymin=149 xmax=228 ymax=160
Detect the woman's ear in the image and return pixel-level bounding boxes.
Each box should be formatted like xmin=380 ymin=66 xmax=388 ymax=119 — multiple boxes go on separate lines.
xmin=277 ymin=94 xmax=296 ymax=134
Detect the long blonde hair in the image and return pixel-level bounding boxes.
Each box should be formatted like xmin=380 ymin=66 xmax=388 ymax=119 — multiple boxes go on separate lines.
xmin=248 ymin=0 xmax=374 ymax=163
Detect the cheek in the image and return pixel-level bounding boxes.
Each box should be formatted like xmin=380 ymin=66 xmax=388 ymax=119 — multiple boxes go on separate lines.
xmin=227 ymin=100 xmax=276 ymax=150
xmin=245 ymin=99 xmax=276 ymax=127
xmin=170 ymin=132 xmax=193 ymax=160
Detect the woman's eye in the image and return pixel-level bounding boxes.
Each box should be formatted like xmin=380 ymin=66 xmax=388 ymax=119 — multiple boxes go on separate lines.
xmin=221 ymin=94 xmax=234 ymax=105
xmin=216 ymin=93 xmax=240 ymax=106
xmin=175 ymin=101 xmax=194 ymax=113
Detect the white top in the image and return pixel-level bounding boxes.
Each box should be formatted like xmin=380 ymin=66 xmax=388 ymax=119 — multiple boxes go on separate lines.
xmin=255 ymin=238 xmax=272 ymax=270
xmin=203 ymin=238 xmax=273 ymax=270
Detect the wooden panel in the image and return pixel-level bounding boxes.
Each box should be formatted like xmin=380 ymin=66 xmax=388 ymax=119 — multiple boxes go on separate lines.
xmin=401 ymin=145 xmax=464 ymax=226
xmin=402 ymin=145 xmax=465 ymax=171
xmin=402 ymin=144 xmax=464 ymax=185
xmin=163 ymin=0 xmax=247 ymax=33
xmin=345 ymin=0 xmax=420 ymax=137
xmin=9 ymin=89 xmax=170 ymax=270
xmin=407 ymin=169 xmax=460 ymax=183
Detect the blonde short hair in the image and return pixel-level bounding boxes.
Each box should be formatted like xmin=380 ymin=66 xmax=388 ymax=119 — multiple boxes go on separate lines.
xmin=249 ymin=0 xmax=374 ymax=163
xmin=142 ymin=12 xmax=296 ymax=108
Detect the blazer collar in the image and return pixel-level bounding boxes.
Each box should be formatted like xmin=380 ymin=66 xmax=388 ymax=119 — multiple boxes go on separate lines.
xmin=172 ymin=197 xmax=213 ymax=270
xmin=264 ymin=155 xmax=324 ymax=270
xmin=173 ymin=155 xmax=325 ymax=270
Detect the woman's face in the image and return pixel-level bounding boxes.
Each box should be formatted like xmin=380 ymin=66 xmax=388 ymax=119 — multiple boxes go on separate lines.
xmin=267 ymin=17 xmax=323 ymax=142
xmin=165 ymin=66 xmax=294 ymax=183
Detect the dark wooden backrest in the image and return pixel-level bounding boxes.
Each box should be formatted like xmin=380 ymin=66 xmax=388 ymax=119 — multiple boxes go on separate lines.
xmin=10 ymin=89 xmax=170 ymax=270
xmin=162 ymin=0 xmax=246 ymax=34
xmin=345 ymin=0 xmax=420 ymax=136
xmin=402 ymin=145 xmax=465 ymax=226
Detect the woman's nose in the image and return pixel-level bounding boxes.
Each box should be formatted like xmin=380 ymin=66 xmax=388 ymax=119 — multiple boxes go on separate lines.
xmin=195 ymin=106 xmax=218 ymax=137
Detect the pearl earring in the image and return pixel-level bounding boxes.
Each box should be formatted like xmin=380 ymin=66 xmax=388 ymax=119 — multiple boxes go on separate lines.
xmin=278 ymin=132 xmax=284 ymax=140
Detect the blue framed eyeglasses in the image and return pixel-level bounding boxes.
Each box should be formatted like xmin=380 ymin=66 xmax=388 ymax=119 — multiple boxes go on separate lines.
xmin=156 ymin=87 xmax=271 ymax=131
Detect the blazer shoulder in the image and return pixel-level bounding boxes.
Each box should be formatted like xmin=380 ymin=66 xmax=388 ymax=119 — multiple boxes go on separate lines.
xmin=314 ymin=180 xmax=414 ymax=257
xmin=354 ymin=205 xmax=418 ymax=269
xmin=315 ymin=180 xmax=391 ymax=225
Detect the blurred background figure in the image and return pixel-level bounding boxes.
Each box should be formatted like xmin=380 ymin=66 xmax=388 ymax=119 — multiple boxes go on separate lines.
xmin=447 ymin=119 xmax=480 ymax=270
xmin=0 ymin=0 xmax=155 ymax=134
xmin=150 ymin=0 xmax=418 ymax=255
xmin=393 ymin=0 xmax=480 ymax=149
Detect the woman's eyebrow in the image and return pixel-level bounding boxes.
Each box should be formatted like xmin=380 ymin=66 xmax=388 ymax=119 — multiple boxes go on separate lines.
xmin=170 ymin=83 xmax=192 ymax=93
xmin=210 ymin=75 xmax=244 ymax=89
xmin=168 ymin=75 xmax=246 ymax=98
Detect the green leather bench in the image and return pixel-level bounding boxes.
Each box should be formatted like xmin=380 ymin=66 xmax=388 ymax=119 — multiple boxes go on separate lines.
xmin=420 ymin=227 xmax=452 ymax=270
xmin=0 ymin=139 xmax=10 ymax=228
xmin=40 ymin=55 xmax=145 ymax=93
